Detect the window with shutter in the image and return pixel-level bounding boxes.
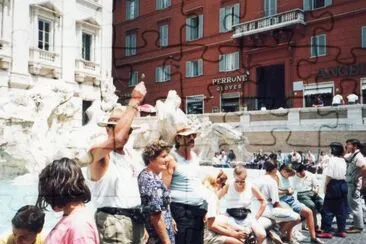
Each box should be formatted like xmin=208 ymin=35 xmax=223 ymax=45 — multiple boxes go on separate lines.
xmin=310 ymin=34 xmax=326 ymax=57
xmin=362 ymin=27 xmax=366 ymax=49
xmin=160 ymin=24 xmax=168 ymax=47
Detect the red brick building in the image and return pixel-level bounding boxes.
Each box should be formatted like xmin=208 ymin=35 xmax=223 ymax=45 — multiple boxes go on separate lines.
xmin=113 ymin=0 xmax=366 ymax=113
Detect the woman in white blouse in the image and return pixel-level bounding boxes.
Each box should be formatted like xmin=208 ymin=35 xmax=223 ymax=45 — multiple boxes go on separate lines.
xmin=318 ymin=142 xmax=348 ymax=239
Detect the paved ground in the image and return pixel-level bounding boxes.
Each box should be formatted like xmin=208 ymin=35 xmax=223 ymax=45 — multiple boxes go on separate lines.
xmin=296 ymin=218 xmax=366 ymax=244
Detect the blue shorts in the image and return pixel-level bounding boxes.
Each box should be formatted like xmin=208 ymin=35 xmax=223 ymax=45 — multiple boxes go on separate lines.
xmin=280 ymin=195 xmax=306 ymax=214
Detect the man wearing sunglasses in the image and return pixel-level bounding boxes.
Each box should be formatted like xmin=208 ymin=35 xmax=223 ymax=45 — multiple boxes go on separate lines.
xmin=162 ymin=125 xmax=208 ymax=244
xmin=87 ymin=82 xmax=147 ymax=244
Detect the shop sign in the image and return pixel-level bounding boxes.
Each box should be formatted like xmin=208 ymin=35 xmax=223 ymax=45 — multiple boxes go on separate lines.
xmin=318 ymin=62 xmax=366 ymax=79
xmin=212 ymin=72 xmax=249 ymax=92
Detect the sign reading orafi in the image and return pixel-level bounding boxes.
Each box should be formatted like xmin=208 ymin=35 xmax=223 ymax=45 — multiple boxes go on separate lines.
xmin=212 ymin=71 xmax=249 ymax=92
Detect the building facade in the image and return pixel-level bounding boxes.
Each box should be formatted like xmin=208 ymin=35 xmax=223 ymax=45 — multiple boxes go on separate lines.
xmin=0 ymin=0 xmax=113 ymax=125
xmin=113 ymin=0 xmax=366 ymax=113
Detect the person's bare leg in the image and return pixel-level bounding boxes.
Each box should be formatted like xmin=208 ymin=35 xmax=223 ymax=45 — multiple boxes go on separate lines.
xmin=224 ymin=237 xmax=244 ymax=244
xmin=251 ymin=221 xmax=266 ymax=244
xmin=301 ymin=207 xmax=317 ymax=239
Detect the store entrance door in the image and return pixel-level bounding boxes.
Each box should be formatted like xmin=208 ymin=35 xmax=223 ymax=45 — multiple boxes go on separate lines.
xmin=256 ymin=64 xmax=286 ymax=109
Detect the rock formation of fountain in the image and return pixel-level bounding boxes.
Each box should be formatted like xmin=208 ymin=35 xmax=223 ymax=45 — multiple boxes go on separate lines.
xmin=0 ymin=83 xmax=249 ymax=181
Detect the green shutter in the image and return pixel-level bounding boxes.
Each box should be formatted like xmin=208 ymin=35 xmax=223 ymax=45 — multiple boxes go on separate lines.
xmin=219 ymin=7 xmax=226 ymax=33
xmin=125 ymin=35 xmax=130 ymax=56
xmin=186 ymin=61 xmax=191 ymax=77
xmin=319 ymin=34 xmax=326 ymax=56
xmin=362 ymin=27 xmax=366 ymax=48
xmin=325 ymin=0 xmax=332 ymax=7
xmin=156 ymin=0 xmax=160 ymax=10
xmin=233 ymin=3 xmax=240 ymax=26
xmin=234 ymin=52 xmax=239 ymax=70
xmin=264 ymin=0 xmax=268 ymax=16
xmin=199 ymin=15 xmax=204 ymax=38
xmin=135 ymin=0 xmax=139 ymax=18
xmin=166 ymin=66 xmax=171 ymax=81
xmin=303 ymin=0 xmax=311 ymax=11
xmin=198 ymin=59 xmax=203 ymax=76
xmin=219 ymin=55 xmax=225 ymax=72
xmin=186 ymin=17 xmax=191 ymax=41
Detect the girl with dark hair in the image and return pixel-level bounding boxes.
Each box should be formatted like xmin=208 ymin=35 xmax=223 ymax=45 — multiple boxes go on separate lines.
xmin=318 ymin=143 xmax=348 ymax=238
xmin=36 ymin=158 xmax=98 ymax=244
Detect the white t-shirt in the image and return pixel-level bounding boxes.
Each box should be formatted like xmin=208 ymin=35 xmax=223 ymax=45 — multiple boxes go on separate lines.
xmin=293 ymin=171 xmax=318 ymax=193
xmin=206 ymin=189 xmax=219 ymax=219
xmin=347 ymin=94 xmax=358 ymax=103
xmin=323 ymin=156 xmax=347 ymax=180
xmin=254 ymin=175 xmax=279 ymax=217
xmin=332 ymin=94 xmax=343 ymax=104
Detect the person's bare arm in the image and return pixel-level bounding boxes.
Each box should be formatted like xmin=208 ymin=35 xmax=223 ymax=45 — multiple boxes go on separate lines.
xmin=252 ymin=185 xmax=266 ymax=219
xmin=206 ymin=217 xmax=246 ymax=240
xmin=217 ymin=184 xmax=229 ymax=199
xmin=89 ymin=82 xmax=146 ymax=181
xmin=150 ymin=213 xmax=171 ymax=244
xmin=162 ymin=157 xmax=176 ymax=188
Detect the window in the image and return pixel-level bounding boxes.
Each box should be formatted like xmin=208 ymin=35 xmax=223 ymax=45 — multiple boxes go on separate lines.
xmin=128 ymin=71 xmax=138 ymax=87
xmin=264 ymin=0 xmax=277 ymax=16
xmin=219 ymin=4 xmax=240 ymax=32
xmin=219 ymin=52 xmax=239 ymax=72
xmin=160 ymin=24 xmax=168 ymax=47
xmin=38 ymin=19 xmax=51 ymax=51
xmin=186 ymin=59 xmax=203 ymax=77
xmin=186 ymin=96 xmax=204 ymax=114
xmin=221 ymin=92 xmax=240 ymax=112
xmin=362 ymin=26 xmax=366 ymax=49
xmin=362 ymin=79 xmax=366 ymax=104
xmin=82 ymin=32 xmax=92 ymax=61
xmin=82 ymin=100 xmax=92 ymax=126
xmin=125 ymin=33 xmax=136 ymax=56
xmin=186 ymin=15 xmax=203 ymax=41
xmin=310 ymin=34 xmax=326 ymax=57
xmin=156 ymin=0 xmax=171 ymax=10
xmin=303 ymin=83 xmax=333 ymax=107
xmin=126 ymin=0 xmax=139 ymax=20
xmin=156 ymin=65 xmax=171 ymax=82
xmin=304 ymin=0 xmax=332 ymax=11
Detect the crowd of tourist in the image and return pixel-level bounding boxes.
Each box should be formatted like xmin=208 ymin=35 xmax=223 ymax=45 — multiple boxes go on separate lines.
xmin=1 ymin=82 xmax=366 ymax=244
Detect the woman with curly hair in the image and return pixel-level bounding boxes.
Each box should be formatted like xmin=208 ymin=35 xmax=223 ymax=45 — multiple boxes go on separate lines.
xmin=36 ymin=157 xmax=98 ymax=244
xmin=138 ymin=140 xmax=176 ymax=244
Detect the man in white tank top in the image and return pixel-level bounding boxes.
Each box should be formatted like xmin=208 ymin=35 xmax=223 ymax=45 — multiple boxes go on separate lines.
xmin=162 ymin=125 xmax=208 ymax=244
xmin=88 ymin=82 xmax=147 ymax=243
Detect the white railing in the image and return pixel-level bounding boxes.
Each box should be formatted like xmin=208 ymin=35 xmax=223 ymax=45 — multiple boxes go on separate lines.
xmin=232 ymin=9 xmax=305 ymax=38
xmin=75 ymin=59 xmax=100 ymax=84
xmin=29 ymin=48 xmax=60 ymax=68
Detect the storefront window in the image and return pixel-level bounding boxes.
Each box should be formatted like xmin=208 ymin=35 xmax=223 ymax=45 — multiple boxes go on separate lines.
xmin=362 ymin=79 xmax=366 ymax=104
xmin=303 ymin=83 xmax=333 ymax=107
xmin=221 ymin=92 xmax=240 ymax=112
xmin=186 ymin=95 xmax=204 ymax=114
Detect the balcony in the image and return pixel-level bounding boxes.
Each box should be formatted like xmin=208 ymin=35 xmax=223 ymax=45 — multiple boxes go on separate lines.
xmin=75 ymin=59 xmax=100 ymax=85
xmin=28 ymin=48 xmax=61 ymax=78
xmin=232 ymin=9 xmax=305 ymax=39
xmin=0 ymin=39 xmax=11 ymax=70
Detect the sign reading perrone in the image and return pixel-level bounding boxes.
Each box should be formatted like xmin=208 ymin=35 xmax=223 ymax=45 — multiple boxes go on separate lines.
xmin=212 ymin=72 xmax=249 ymax=92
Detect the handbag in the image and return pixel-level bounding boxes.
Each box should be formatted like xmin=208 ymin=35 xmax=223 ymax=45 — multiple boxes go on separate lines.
xmin=226 ymin=207 xmax=251 ymax=220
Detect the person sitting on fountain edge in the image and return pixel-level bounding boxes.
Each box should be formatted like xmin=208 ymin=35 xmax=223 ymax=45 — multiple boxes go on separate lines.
xmin=162 ymin=123 xmax=208 ymax=244
xmin=87 ymin=82 xmax=147 ymax=243
xmin=0 ymin=205 xmax=45 ymax=244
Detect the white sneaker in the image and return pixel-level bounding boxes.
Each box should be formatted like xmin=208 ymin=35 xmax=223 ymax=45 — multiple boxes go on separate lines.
xmin=292 ymin=230 xmax=306 ymax=242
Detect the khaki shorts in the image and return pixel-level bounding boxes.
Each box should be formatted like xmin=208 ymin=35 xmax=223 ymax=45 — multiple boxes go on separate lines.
xmin=95 ymin=210 xmax=145 ymax=244
xmin=204 ymin=226 xmax=227 ymax=244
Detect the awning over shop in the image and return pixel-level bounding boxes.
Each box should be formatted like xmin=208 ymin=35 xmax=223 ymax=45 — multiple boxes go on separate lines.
xmin=221 ymin=92 xmax=240 ymax=99
xmin=303 ymin=87 xmax=333 ymax=96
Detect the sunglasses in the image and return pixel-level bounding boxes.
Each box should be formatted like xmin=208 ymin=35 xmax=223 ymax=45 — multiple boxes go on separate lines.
xmin=235 ymin=180 xmax=246 ymax=184
xmin=106 ymin=124 xmax=115 ymax=129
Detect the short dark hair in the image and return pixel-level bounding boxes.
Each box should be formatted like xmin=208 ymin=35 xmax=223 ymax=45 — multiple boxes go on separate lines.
xmin=11 ymin=205 xmax=45 ymax=233
xmin=329 ymin=142 xmax=344 ymax=157
xmin=36 ymin=158 xmax=91 ymax=210
xmin=280 ymin=164 xmax=294 ymax=173
xmin=346 ymin=139 xmax=361 ymax=149
xmin=295 ymin=164 xmax=307 ymax=173
xmin=142 ymin=140 xmax=171 ymax=166
xmin=263 ymin=161 xmax=277 ymax=173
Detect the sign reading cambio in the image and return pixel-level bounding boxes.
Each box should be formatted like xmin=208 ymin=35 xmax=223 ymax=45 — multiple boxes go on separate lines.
xmin=212 ymin=72 xmax=249 ymax=92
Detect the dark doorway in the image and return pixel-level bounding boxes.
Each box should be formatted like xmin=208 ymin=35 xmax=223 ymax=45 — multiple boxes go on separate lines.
xmin=82 ymin=100 xmax=92 ymax=126
xmin=256 ymin=64 xmax=286 ymax=109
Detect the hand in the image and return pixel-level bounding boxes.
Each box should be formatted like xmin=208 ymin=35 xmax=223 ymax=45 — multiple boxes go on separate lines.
xmin=172 ymin=219 xmax=178 ymax=234
xmin=130 ymin=82 xmax=147 ymax=105
xmin=287 ymin=188 xmax=294 ymax=195
xmin=233 ymin=230 xmax=247 ymax=240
